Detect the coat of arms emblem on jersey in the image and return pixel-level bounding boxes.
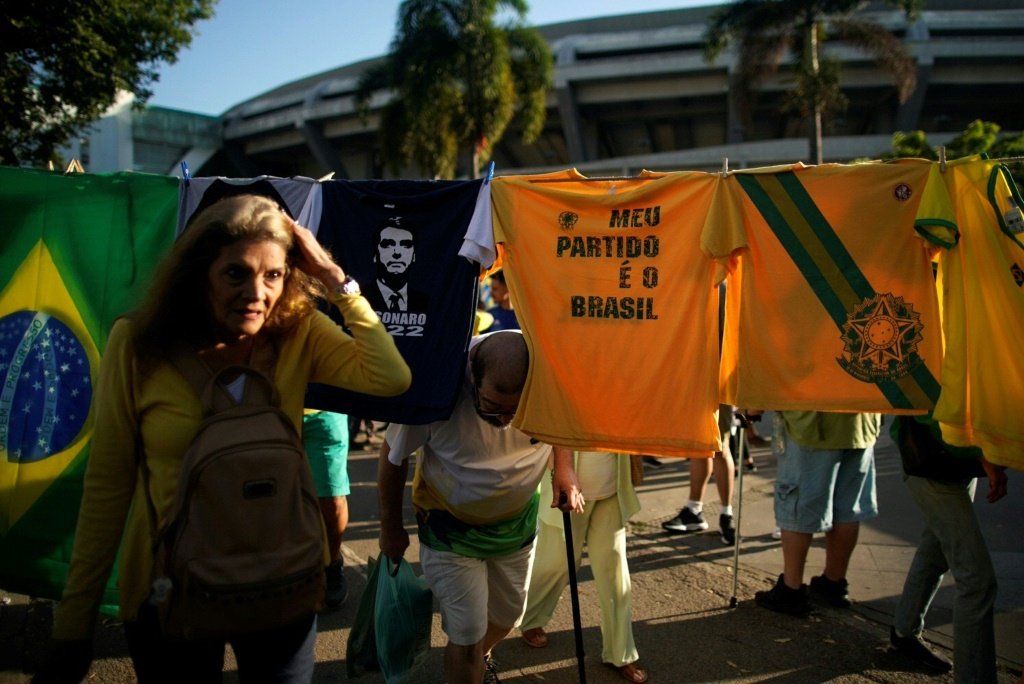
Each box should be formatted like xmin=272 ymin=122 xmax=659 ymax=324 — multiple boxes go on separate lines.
xmin=837 ymin=292 xmax=925 ymax=383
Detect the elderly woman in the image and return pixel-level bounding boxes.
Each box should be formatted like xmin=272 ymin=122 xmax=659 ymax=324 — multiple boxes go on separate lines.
xmin=44 ymin=195 xmax=411 ymax=682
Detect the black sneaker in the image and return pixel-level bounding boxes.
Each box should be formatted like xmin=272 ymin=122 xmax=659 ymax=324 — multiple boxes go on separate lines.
xmin=662 ymin=507 xmax=708 ymax=533
xmin=889 ymin=627 xmax=952 ymax=673
xmin=755 ymin=574 xmax=812 ymax=616
xmin=483 ymin=653 xmax=501 ymax=684
xmin=325 ymin=559 xmax=347 ymax=608
xmin=809 ymin=574 xmax=851 ymax=608
xmin=720 ymin=513 xmax=735 ymax=546
xmin=642 ymin=456 xmax=665 ymax=469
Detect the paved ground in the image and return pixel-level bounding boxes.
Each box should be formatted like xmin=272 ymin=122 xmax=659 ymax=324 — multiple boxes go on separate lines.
xmin=2 ymin=416 xmax=1021 ymax=683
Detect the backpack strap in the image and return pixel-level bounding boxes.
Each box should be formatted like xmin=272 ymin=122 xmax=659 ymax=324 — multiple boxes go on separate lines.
xmin=171 ymin=351 xmax=233 ymax=410
xmin=204 ymin=364 xmax=281 ymax=410
xmin=136 ymin=350 xmax=216 ymax=565
xmin=235 ymin=365 xmax=281 ymax=407
xmin=171 ymin=336 xmax=280 ymax=413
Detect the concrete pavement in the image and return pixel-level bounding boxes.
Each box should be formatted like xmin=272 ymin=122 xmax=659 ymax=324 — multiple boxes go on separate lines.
xmin=1 ymin=418 xmax=1021 ymax=683
xmin=628 ymin=420 xmax=1023 ymax=680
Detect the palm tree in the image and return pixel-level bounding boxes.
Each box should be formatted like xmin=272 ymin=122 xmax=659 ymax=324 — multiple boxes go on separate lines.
xmin=356 ymin=0 xmax=552 ymax=179
xmin=704 ymin=0 xmax=921 ymax=164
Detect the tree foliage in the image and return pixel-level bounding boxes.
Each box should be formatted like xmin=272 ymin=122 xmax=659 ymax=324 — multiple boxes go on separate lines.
xmin=884 ymin=120 xmax=1024 ymax=180
xmin=1 ymin=0 xmax=215 ymax=166
xmin=356 ymin=0 xmax=552 ymax=179
xmin=703 ymin=0 xmax=921 ymax=164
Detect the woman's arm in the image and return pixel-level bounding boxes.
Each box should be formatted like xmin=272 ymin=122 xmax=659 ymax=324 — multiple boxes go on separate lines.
xmin=305 ymin=297 xmax=411 ymax=397
xmin=53 ymin=320 xmax=141 ymax=640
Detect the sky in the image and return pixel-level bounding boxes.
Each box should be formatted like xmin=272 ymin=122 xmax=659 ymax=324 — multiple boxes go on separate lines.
xmin=147 ymin=0 xmax=718 ymax=115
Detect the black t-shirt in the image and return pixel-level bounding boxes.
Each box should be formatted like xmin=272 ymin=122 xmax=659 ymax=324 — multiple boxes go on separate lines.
xmin=305 ymin=179 xmax=484 ymax=424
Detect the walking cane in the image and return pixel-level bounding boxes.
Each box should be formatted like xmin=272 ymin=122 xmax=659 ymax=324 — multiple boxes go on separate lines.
xmin=561 ymin=496 xmax=587 ymax=684
xmin=730 ymin=413 xmax=750 ymax=608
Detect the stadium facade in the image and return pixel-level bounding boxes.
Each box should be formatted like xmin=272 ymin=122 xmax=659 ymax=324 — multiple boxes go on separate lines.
xmin=78 ymin=0 xmax=1024 ymax=178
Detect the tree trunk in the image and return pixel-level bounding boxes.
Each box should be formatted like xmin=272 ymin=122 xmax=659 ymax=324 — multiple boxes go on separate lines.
xmin=471 ymin=147 xmax=481 ymax=180
xmin=810 ymin=106 xmax=823 ymax=165
xmin=809 ymin=20 xmax=824 ymax=164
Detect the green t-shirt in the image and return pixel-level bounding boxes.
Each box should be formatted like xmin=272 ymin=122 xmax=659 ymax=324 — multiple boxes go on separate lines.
xmin=781 ymin=411 xmax=882 ymax=450
xmin=889 ymin=413 xmax=985 ymax=482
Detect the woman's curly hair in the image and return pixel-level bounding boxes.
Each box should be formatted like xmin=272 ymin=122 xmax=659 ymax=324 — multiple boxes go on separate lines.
xmin=130 ymin=194 xmax=325 ymax=362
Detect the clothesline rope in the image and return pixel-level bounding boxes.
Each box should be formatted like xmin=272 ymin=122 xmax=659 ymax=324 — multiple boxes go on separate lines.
xmin=501 ymin=155 xmax=1024 ymax=184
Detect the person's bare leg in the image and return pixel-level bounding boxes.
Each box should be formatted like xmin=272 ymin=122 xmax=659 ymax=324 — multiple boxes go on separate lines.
xmin=482 ymin=622 xmax=513 ymax=656
xmin=443 ymin=622 xmax=512 ymax=683
xmin=780 ymin=529 xmax=813 ymax=590
xmin=822 ymin=521 xmax=860 ymax=581
xmin=689 ymin=458 xmax=712 ymax=502
xmin=445 ymin=641 xmax=484 ymax=684
xmin=319 ymin=495 xmax=348 ymax=562
xmin=711 ymin=449 xmax=734 ymax=507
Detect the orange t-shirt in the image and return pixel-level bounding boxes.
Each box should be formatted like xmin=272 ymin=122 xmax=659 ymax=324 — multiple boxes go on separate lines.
xmin=490 ymin=169 xmax=730 ymax=455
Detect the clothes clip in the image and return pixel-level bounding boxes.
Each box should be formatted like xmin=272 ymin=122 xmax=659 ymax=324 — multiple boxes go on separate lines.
xmin=180 ymin=161 xmax=191 ymax=185
xmin=485 ymin=161 xmax=495 ymax=184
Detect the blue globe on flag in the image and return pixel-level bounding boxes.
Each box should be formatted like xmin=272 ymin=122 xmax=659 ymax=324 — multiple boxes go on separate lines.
xmin=0 ymin=310 xmax=93 ymax=463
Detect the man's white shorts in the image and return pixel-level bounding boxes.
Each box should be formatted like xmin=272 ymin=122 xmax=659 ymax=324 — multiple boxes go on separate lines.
xmin=418 ymin=540 xmax=537 ymax=645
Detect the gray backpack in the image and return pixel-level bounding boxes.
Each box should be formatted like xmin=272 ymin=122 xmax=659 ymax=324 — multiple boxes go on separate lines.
xmin=142 ymin=355 xmax=325 ymax=640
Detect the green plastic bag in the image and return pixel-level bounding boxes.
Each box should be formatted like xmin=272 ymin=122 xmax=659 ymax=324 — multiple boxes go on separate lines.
xmin=345 ymin=556 xmax=381 ymax=678
xmin=374 ymin=556 xmax=434 ymax=684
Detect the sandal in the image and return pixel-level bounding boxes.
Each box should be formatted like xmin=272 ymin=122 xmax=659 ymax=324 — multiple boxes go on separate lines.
xmin=521 ymin=627 xmax=548 ymax=648
xmin=606 ymin=662 xmax=649 ymax=683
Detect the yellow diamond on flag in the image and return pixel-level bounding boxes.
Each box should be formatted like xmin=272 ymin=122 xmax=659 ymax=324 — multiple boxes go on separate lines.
xmin=0 ymin=241 xmax=99 ymax=533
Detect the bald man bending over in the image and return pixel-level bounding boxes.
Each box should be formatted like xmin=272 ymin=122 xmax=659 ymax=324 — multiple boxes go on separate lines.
xmin=378 ymin=331 xmax=582 ymax=684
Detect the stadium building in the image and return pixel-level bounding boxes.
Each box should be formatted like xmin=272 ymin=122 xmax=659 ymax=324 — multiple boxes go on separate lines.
xmin=77 ymin=0 xmax=1024 ymax=178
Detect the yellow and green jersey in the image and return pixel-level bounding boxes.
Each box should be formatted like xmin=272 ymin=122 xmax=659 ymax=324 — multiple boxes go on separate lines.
xmin=711 ymin=160 xmax=957 ymax=413
xmin=933 ymin=156 xmax=1024 ymax=470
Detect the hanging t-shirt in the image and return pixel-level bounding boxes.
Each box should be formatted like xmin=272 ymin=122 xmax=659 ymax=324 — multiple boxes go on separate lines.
xmin=480 ymin=169 xmax=728 ymax=455
xmin=710 ymin=160 xmax=957 ymax=413
xmin=176 ymin=176 xmax=322 ymax=235
xmin=304 ymin=179 xmax=485 ymax=424
xmin=933 ymin=157 xmax=1024 ymax=470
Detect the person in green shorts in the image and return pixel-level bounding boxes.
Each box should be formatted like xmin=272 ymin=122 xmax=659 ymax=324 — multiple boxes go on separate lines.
xmin=303 ymin=409 xmax=351 ymax=608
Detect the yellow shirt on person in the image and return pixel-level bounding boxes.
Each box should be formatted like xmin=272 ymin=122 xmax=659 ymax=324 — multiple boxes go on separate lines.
xmin=53 ymin=293 xmax=410 ymax=640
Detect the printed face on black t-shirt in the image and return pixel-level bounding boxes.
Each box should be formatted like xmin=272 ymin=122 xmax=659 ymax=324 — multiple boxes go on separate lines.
xmin=376 ymin=226 xmax=415 ymax=277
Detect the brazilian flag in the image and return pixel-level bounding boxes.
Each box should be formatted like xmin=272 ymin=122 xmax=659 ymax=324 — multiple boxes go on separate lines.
xmin=0 ymin=167 xmax=178 ymax=605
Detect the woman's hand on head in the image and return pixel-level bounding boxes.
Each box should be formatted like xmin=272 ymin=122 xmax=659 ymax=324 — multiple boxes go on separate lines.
xmin=289 ymin=219 xmax=346 ymax=289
